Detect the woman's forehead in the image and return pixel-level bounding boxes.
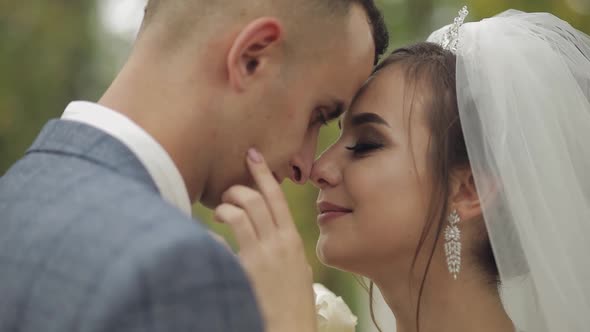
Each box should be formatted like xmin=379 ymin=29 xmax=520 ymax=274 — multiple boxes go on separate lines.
xmin=349 ymin=66 xmax=411 ymax=115
xmin=343 ymin=64 xmax=432 ymax=129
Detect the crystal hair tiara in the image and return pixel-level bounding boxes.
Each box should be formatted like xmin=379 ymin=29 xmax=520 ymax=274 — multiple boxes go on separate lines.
xmin=440 ymin=6 xmax=469 ymax=53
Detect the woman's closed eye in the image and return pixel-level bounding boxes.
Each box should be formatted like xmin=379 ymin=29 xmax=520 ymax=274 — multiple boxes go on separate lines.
xmin=345 ymin=140 xmax=385 ymax=156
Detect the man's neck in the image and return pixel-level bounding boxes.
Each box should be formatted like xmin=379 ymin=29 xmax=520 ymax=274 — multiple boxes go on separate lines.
xmin=98 ymin=50 xmax=218 ymax=202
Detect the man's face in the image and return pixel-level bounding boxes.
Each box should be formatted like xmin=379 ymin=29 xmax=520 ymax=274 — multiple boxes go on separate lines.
xmin=201 ymin=4 xmax=375 ymax=207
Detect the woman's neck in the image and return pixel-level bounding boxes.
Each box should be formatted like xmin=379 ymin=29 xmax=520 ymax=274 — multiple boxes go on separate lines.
xmin=371 ymin=263 xmax=514 ymax=332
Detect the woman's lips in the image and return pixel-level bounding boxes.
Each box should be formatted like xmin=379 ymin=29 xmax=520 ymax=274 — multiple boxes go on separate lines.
xmin=316 ymin=201 xmax=353 ymax=224
xmin=317 ymin=211 xmax=352 ymax=223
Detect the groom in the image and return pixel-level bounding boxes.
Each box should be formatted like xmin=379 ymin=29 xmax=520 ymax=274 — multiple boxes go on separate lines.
xmin=0 ymin=0 xmax=387 ymax=331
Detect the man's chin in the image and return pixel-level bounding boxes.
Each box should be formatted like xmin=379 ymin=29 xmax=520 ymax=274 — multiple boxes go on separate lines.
xmin=200 ymin=175 xmax=254 ymax=209
xmin=199 ymin=196 xmax=219 ymax=210
xmin=199 ymin=185 xmax=227 ymax=209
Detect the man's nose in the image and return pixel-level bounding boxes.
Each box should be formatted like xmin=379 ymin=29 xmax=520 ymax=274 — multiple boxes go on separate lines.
xmin=288 ymin=133 xmax=318 ymax=184
xmin=289 ymin=153 xmax=313 ymax=184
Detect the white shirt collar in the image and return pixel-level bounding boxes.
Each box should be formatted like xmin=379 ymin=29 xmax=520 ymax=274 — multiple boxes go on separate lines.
xmin=61 ymin=101 xmax=192 ymax=216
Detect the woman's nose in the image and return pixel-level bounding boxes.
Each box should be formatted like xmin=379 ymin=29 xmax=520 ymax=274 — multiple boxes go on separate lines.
xmin=311 ymin=149 xmax=342 ymax=189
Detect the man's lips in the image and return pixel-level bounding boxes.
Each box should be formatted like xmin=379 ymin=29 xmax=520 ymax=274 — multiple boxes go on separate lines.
xmin=317 ymin=201 xmax=353 ymax=223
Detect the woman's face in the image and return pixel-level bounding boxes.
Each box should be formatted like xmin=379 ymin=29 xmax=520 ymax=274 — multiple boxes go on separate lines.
xmin=311 ymin=64 xmax=435 ymax=276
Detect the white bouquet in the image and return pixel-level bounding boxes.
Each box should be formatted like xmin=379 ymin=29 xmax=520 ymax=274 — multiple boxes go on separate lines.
xmin=313 ymin=283 xmax=358 ymax=332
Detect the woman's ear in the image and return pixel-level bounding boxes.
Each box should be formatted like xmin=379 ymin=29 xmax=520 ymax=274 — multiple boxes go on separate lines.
xmin=449 ymin=167 xmax=482 ymax=222
xmin=226 ymin=17 xmax=284 ymax=92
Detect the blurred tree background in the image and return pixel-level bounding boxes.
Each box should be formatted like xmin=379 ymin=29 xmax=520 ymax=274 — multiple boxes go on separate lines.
xmin=1 ymin=0 xmax=589 ymax=330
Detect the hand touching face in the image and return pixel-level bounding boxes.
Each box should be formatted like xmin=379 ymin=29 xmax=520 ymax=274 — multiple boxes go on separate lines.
xmin=215 ymin=148 xmax=317 ymax=332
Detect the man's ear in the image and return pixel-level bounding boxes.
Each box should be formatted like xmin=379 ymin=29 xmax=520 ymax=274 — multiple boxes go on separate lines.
xmin=226 ymin=17 xmax=284 ymax=92
xmin=449 ymin=167 xmax=482 ymax=222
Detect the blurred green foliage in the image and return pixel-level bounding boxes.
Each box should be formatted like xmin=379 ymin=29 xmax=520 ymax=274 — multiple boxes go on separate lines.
xmin=1 ymin=0 xmax=588 ymax=328
xmin=0 ymin=1 xmax=104 ymax=172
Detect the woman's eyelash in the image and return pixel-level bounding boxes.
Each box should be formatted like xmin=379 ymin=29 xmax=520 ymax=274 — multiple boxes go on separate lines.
xmin=345 ymin=142 xmax=384 ymax=155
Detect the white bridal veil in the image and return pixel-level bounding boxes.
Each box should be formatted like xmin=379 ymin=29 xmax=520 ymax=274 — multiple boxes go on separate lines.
xmin=430 ymin=9 xmax=590 ymax=332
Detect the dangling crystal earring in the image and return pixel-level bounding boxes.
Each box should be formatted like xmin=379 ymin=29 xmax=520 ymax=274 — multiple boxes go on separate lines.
xmin=444 ymin=209 xmax=462 ymax=280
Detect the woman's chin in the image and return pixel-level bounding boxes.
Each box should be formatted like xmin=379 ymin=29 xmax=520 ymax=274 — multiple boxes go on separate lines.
xmin=316 ymin=238 xmax=361 ymax=272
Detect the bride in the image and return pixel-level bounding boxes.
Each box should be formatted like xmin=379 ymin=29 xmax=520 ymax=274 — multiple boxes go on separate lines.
xmin=214 ymin=8 xmax=590 ymax=332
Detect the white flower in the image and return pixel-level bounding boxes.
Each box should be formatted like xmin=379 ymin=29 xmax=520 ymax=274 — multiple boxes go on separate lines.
xmin=313 ymin=283 xmax=358 ymax=332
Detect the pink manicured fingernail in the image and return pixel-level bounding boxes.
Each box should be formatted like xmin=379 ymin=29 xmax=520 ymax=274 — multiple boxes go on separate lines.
xmin=248 ymin=148 xmax=263 ymax=163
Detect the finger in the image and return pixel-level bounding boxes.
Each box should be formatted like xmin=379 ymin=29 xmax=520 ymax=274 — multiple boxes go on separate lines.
xmin=222 ymin=185 xmax=275 ymax=239
xmin=214 ymin=203 xmax=257 ymax=250
xmin=246 ymin=148 xmax=293 ymax=229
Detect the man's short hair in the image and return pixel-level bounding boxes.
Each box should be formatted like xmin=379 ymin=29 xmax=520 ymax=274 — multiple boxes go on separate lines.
xmin=141 ymin=0 xmax=389 ymax=64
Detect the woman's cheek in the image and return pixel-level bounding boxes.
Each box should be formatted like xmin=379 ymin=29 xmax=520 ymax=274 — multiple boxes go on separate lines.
xmin=349 ymin=159 xmax=429 ymax=253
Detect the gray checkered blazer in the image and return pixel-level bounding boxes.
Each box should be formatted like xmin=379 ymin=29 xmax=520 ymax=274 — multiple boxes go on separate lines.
xmin=0 ymin=120 xmax=263 ymax=332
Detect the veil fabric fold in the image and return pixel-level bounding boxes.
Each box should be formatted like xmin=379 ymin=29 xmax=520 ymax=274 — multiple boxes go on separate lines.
xmin=430 ymin=10 xmax=590 ymax=332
